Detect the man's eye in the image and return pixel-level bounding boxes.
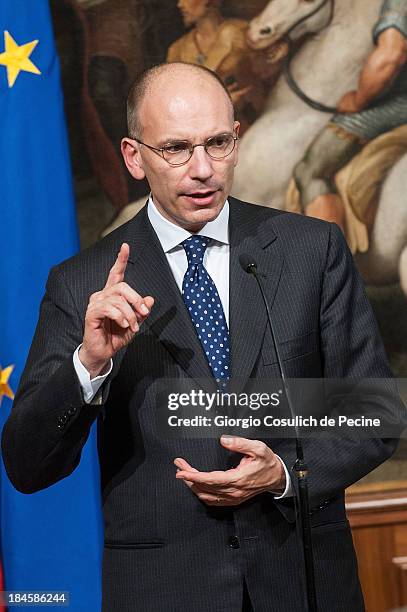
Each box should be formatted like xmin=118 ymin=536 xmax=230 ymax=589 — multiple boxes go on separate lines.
xmin=164 ymin=143 xmax=189 ymax=154
xmin=208 ymin=135 xmax=230 ymax=148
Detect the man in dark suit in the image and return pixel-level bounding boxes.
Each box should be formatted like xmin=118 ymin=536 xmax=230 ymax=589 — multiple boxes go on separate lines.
xmin=2 ymin=62 xmax=400 ymax=611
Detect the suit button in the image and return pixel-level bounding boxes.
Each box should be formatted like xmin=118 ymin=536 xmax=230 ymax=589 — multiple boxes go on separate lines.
xmin=228 ymin=536 xmax=240 ymax=549
xmin=68 ymin=407 xmax=76 ymax=415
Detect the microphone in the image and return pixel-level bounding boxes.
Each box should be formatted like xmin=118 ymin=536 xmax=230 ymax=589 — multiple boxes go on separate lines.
xmin=239 ymin=253 xmax=300 ymax=434
xmin=238 ymin=253 xmax=257 ymax=274
xmin=239 ymin=252 xmax=317 ymax=612
xmin=239 ymin=254 xmax=289 ymax=392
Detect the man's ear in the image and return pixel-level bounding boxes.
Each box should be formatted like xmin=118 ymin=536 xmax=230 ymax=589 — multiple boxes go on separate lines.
xmin=233 ymin=120 xmax=240 ymax=167
xmin=121 ymin=138 xmax=146 ymax=180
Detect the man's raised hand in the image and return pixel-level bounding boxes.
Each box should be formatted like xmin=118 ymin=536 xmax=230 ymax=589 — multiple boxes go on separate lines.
xmin=79 ymin=243 xmax=154 ymax=378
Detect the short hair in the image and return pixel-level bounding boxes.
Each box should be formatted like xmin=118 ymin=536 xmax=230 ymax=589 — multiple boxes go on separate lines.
xmin=126 ymin=62 xmax=234 ymax=139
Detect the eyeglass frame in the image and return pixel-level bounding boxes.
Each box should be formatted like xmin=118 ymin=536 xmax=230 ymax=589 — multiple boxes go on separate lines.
xmin=129 ymin=131 xmax=239 ymax=167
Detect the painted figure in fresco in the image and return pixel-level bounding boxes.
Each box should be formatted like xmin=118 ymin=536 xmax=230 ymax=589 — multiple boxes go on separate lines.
xmin=77 ymin=0 xmax=148 ymax=211
xmin=167 ymin=0 xmax=282 ymax=133
xmin=233 ymin=0 xmax=407 ymax=295
xmin=293 ymin=0 xmax=407 ymax=231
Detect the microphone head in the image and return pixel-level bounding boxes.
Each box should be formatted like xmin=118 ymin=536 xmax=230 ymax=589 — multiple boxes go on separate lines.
xmin=239 ymin=253 xmax=257 ymax=274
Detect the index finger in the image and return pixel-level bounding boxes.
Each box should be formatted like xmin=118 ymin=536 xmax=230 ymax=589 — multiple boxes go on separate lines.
xmin=176 ymin=469 xmax=232 ymax=486
xmin=105 ymin=243 xmax=130 ymax=289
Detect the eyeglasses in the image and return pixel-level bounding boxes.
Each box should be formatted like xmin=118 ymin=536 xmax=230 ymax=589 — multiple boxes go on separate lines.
xmin=131 ymin=132 xmax=239 ymax=167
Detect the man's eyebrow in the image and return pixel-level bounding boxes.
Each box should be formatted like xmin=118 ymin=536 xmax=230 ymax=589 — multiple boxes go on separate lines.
xmin=156 ymin=137 xmax=189 ymax=147
xmin=157 ymin=131 xmax=233 ymax=147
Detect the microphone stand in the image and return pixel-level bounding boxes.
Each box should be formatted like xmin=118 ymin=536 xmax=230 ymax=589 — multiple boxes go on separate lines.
xmin=243 ymin=259 xmax=318 ymax=612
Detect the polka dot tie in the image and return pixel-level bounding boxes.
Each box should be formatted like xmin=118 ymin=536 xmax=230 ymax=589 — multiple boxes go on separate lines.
xmin=182 ymin=235 xmax=230 ymax=382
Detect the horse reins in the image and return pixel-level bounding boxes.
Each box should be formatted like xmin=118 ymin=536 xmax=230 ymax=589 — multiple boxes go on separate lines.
xmin=282 ymin=0 xmax=337 ymax=113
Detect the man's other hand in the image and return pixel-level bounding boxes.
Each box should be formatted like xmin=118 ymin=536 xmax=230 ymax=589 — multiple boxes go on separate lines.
xmin=79 ymin=243 xmax=154 ymax=378
xmin=174 ymin=435 xmax=286 ymax=506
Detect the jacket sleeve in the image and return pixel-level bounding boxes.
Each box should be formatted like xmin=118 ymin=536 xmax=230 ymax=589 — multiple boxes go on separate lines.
xmin=1 ymin=265 xmax=105 ymax=493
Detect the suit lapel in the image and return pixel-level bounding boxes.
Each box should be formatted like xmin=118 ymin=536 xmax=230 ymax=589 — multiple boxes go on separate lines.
xmin=123 ymin=205 xmax=215 ymax=389
xmin=228 ymin=198 xmax=284 ymax=390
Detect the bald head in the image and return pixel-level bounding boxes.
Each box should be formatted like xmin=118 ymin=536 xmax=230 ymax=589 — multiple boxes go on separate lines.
xmin=127 ymin=62 xmax=234 ymax=139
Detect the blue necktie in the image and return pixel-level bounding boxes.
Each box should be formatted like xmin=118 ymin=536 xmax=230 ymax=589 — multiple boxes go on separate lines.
xmin=182 ymin=236 xmax=230 ymax=382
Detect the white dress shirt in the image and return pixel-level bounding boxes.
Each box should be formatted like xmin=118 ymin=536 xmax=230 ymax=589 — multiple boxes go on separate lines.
xmin=73 ymin=196 xmax=292 ymax=498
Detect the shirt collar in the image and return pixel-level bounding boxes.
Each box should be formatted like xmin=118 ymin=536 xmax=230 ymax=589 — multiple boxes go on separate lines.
xmin=147 ymin=195 xmax=229 ymax=253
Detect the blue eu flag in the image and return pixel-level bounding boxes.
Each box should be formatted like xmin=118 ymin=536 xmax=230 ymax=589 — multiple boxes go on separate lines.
xmin=0 ymin=1 xmax=103 ymax=609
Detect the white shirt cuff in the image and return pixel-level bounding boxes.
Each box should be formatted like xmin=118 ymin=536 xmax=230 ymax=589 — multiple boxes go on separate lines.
xmin=270 ymin=454 xmax=293 ymax=499
xmin=73 ymin=344 xmax=113 ymax=404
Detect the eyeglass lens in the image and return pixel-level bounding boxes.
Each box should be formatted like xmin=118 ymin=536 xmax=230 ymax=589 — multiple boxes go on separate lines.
xmin=162 ymin=134 xmax=236 ymax=165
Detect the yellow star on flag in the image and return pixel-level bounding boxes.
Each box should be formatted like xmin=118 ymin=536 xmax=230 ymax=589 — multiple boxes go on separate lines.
xmin=0 ymin=365 xmax=15 ymax=406
xmin=0 ymin=30 xmax=41 ymax=88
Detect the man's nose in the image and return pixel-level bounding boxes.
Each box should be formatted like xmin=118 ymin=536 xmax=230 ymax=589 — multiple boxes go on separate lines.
xmin=187 ymin=145 xmax=214 ymax=181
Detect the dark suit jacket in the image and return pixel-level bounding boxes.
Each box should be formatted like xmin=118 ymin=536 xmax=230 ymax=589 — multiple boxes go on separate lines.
xmin=2 ymin=198 xmax=400 ymax=611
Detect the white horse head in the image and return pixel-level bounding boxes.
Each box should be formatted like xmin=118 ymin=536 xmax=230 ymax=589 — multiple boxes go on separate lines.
xmin=247 ymin=0 xmax=334 ymax=49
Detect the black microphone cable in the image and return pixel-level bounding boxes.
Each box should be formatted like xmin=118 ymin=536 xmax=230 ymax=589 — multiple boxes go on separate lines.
xmin=239 ymin=253 xmax=317 ymax=612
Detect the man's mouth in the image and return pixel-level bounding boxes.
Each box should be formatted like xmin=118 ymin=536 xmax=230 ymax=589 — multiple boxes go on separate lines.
xmin=181 ymin=190 xmax=219 ymax=206
xmin=185 ymin=190 xmax=216 ymax=198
